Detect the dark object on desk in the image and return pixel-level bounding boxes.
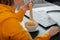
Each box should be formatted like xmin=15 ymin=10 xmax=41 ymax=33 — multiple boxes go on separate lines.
xmin=50 ymin=32 xmax=60 ymax=40
xmin=29 ymin=30 xmax=39 ymax=39
xmin=38 ymin=23 xmax=58 ymax=29
xmin=45 ymin=0 xmax=60 ymax=3
xmin=47 ymin=10 xmax=60 ymax=13
xmin=53 ymin=2 xmax=60 ymax=6
xmin=45 ymin=0 xmax=60 ymax=6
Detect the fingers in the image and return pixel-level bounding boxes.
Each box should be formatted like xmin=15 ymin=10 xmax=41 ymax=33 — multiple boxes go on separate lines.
xmin=20 ymin=0 xmax=34 ymax=12
xmin=14 ymin=0 xmax=24 ymax=5
xmin=29 ymin=1 xmax=34 ymax=7
xmin=50 ymin=26 xmax=59 ymax=32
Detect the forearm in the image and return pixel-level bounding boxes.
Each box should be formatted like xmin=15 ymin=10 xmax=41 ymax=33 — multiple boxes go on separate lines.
xmin=16 ymin=7 xmax=26 ymax=22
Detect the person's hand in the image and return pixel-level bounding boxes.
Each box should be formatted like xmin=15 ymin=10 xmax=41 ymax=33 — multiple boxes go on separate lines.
xmin=22 ymin=1 xmax=34 ymax=11
xmin=14 ymin=0 xmax=24 ymax=5
xmin=46 ymin=26 xmax=59 ymax=37
xmin=13 ymin=0 xmax=25 ymax=9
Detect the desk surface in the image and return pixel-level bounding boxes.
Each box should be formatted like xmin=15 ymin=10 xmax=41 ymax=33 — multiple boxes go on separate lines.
xmin=21 ymin=17 xmax=60 ymax=40
xmin=26 ymin=5 xmax=60 ymax=26
xmin=21 ymin=4 xmax=60 ymax=40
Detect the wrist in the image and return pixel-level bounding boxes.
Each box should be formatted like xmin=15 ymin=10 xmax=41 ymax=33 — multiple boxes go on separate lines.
xmin=21 ymin=6 xmax=26 ymax=13
xmin=23 ymin=4 xmax=28 ymax=11
xmin=45 ymin=26 xmax=59 ymax=37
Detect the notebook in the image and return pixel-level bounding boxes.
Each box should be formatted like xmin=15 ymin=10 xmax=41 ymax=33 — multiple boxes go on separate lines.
xmin=25 ymin=10 xmax=56 ymax=27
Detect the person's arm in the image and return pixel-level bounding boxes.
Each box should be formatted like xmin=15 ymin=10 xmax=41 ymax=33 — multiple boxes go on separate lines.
xmin=15 ymin=1 xmax=33 ymax=22
xmin=16 ymin=7 xmax=26 ymax=22
xmin=15 ymin=1 xmax=29 ymax=22
xmin=2 ymin=18 xmax=32 ymax=40
xmin=34 ymin=26 xmax=59 ymax=40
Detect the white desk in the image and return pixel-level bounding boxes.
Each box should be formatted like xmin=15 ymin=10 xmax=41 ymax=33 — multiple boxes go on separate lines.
xmin=18 ymin=3 xmax=60 ymax=40
xmin=25 ymin=5 xmax=60 ymax=26
xmin=21 ymin=5 xmax=60 ymax=35
xmin=20 ymin=4 xmax=60 ymax=40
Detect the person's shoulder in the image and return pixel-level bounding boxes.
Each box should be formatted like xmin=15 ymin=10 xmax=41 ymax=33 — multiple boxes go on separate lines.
xmin=0 ymin=12 xmax=19 ymax=23
xmin=0 ymin=4 xmax=19 ymax=23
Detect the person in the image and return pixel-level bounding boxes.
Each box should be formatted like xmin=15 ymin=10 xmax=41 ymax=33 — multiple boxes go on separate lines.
xmin=0 ymin=0 xmax=59 ymax=40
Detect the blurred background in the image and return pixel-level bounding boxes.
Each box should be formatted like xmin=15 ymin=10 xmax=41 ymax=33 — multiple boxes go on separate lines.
xmin=24 ymin=0 xmax=60 ymax=6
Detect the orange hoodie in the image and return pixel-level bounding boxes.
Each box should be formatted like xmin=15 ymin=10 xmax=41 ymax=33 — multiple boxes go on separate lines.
xmin=0 ymin=4 xmax=50 ymax=40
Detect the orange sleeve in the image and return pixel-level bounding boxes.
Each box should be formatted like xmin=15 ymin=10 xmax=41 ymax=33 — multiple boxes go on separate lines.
xmin=34 ymin=33 xmax=50 ymax=40
xmin=2 ymin=18 xmax=32 ymax=40
xmin=16 ymin=8 xmax=26 ymax=22
xmin=2 ymin=17 xmax=50 ymax=40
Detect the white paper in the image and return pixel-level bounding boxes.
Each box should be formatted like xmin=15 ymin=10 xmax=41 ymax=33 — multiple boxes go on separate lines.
xmin=26 ymin=10 xmax=56 ymax=27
